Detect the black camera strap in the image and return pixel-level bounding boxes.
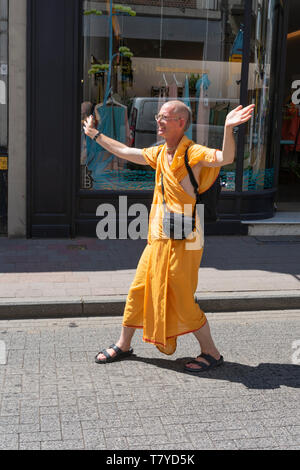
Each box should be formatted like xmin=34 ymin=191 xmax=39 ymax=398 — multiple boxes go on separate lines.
xmin=183 ymin=150 xmax=201 ymax=203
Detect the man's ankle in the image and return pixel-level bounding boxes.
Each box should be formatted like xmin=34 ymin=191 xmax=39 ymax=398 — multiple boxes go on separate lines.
xmin=117 ymin=341 xmax=131 ymax=351
xmin=200 ymin=349 xmax=220 ymax=359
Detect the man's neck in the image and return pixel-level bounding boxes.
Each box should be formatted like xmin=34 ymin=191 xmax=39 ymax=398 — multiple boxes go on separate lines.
xmin=165 ymin=135 xmax=184 ymax=154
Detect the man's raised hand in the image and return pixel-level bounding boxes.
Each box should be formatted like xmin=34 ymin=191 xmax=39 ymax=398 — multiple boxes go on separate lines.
xmin=225 ymin=104 xmax=255 ymax=129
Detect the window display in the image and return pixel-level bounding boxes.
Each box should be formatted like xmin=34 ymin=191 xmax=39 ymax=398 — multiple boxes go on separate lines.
xmin=242 ymin=0 xmax=277 ymax=191
xmin=81 ymin=0 xmax=245 ymax=191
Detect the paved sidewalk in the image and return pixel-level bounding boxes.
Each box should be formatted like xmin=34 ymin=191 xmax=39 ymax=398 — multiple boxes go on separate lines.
xmin=0 ymin=311 xmax=299 ymax=450
xmin=0 ymin=235 xmax=299 ymax=318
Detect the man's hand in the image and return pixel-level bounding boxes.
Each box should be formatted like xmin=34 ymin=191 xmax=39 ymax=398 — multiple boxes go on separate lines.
xmin=203 ymin=104 xmax=255 ymax=167
xmin=225 ymin=104 xmax=255 ymax=129
xmin=83 ymin=115 xmax=98 ymax=140
xmin=82 ymin=114 xmax=147 ymax=165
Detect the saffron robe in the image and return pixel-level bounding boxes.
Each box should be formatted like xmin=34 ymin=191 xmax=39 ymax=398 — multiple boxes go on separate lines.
xmin=122 ymin=135 xmax=220 ymax=355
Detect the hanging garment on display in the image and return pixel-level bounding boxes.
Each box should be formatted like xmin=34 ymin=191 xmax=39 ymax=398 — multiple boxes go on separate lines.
xmin=157 ymin=82 xmax=169 ymax=141
xmin=183 ymin=76 xmax=193 ymax=140
xmin=168 ymin=83 xmax=178 ymax=98
xmin=227 ymin=25 xmax=244 ymax=87
xmin=169 ymin=74 xmax=180 ymax=98
xmin=229 ymin=26 xmax=244 ymax=62
xmin=196 ymin=74 xmax=211 ymax=147
xmin=169 ymin=78 xmax=178 ymax=98
xmin=87 ymin=99 xmax=129 ymax=179
xmin=281 ymin=103 xmax=300 ymax=153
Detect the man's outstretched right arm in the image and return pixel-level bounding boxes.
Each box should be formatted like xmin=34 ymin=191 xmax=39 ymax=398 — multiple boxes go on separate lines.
xmin=83 ymin=115 xmax=148 ymax=166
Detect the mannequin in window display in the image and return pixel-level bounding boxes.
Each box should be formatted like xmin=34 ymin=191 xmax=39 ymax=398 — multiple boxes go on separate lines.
xmin=83 ymin=100 xmax=255 ymax=373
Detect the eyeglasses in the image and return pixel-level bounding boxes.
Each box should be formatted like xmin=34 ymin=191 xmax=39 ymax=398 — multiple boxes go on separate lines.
xmin=154 ymin=114 xmax=182 ymax=122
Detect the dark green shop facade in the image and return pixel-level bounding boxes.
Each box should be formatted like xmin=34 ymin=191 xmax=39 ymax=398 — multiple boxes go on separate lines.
xmin=26 ymin=0 xmax=290 ymax=238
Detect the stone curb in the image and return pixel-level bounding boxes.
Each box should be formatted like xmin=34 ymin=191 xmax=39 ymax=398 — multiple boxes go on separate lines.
xmin=0 ymin=291 xmax=299 ymax=320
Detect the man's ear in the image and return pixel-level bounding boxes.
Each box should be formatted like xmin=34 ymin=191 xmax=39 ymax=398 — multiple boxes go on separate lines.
xmin=180 ymin=117 xmax=186 ymax=131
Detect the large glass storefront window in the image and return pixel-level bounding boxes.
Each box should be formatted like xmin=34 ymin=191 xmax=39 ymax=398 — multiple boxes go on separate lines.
xmin=0 ymin=0 xmax=8 ymax=234
xmin=242 ymin=0 xmax=278 ymax=192
xmin=278 ymin=0 xmax=300 ymax=211
xmin=81 ymin=0 xmax=245 ymax=191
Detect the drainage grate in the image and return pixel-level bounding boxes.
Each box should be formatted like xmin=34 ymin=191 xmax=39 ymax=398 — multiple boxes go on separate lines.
xmin=67 ymin=245 xmax=88 ymax=251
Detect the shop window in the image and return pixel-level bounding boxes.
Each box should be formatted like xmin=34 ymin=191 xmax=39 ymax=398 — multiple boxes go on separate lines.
xmin=278 ymin=0 xmax=300 ymax=211
xmin=242 ymin=0 xmax=278 ymax=192
xmin=81 ymin=0 xmax=245 ymax=191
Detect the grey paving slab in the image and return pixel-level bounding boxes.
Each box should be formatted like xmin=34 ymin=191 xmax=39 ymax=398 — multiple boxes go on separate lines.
xmin=0 ymin=311 xmax=299 ymax=450
xmin=0 ymin=236 xmax=299 ymax=319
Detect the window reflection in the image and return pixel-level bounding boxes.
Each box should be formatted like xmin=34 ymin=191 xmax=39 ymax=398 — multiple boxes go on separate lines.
xmin=243 ymin=0 xmax=277 ymax=191
xmin=81 ymin=0 xmax=244 ymax=191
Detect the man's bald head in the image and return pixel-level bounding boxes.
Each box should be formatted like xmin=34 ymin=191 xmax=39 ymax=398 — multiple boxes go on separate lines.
xmin=160 ymin=100 xmax=192 ymax=131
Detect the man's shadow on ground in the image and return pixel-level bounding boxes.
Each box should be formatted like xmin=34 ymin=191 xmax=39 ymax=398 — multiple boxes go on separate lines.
xmin=126 ymin=355 xmax=300 ymax=390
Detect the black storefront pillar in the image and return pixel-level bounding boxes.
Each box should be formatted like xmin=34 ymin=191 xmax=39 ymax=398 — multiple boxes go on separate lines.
xmin=27 ymin=0 xmax=81 ymax=238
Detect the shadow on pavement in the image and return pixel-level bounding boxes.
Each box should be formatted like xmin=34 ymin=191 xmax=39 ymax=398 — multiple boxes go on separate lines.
xmin=0 ymin=236 xmax=300 ymax=276
xmin=124 ymin=355 xmax=300 ymax=390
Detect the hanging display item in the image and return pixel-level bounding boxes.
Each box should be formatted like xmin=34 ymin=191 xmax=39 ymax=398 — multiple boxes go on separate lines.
xmin=183 ymin=76 xmax=193 ymax=140
xmin=229 ymin=25 xmax=244 ymax=63
xmin=83 ymin=2 xmax=137 ymax=190
xmin=195 ymin=73 xmax=211 ymax=147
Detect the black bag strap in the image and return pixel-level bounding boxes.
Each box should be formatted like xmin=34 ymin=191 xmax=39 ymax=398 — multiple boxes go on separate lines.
xmin=183 ymin=149 xmax=201 ymax=203
xmin=159 ymin=151 xmax=167 ymax=213
xmin=160 ymin=147 xmax=199 ymax=219
xmin=160 ymin=172 xmax=166 ymax=208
